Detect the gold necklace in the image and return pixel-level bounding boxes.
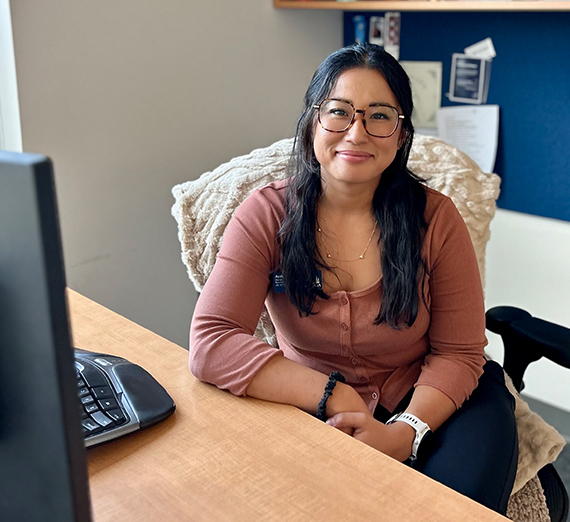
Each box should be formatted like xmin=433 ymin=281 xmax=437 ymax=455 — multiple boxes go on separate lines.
xmin=317 ymin=220 xmax=377 ymax=262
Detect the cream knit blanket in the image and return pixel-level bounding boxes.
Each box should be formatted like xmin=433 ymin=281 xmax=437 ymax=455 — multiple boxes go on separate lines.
xmin=172 ymin=135 xmax=498 ymax=291
xmin=172 ymin=136 xmax=565 ymax=521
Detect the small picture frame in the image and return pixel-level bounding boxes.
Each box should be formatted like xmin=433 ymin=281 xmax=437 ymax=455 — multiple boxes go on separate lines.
xmin=383 ymin=12 xmax=401 ymax=60
xmin=369 ymin=16 xmax=384 ymax=46
xmin=384 ymin=12 xmax=401 ymax=47
xmin=448 ymin=53 xmax=492 ymax=105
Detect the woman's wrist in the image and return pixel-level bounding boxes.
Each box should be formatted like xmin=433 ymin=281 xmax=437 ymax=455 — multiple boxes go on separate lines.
xmin=316 ymin=372 xmax=345 ymax=421
xmin=386 ymin=421 xmax=416 ymax=457
xmin=325 ymin=382 xmax=370 ymax=417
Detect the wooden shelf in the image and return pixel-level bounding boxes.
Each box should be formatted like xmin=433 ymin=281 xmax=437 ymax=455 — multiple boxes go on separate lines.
xmin=274 ymin=0 xmax=570 ymax=11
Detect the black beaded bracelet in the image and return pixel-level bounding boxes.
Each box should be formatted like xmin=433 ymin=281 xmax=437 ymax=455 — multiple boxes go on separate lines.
xmin=316 ymin=371 xmax=346 ymax=421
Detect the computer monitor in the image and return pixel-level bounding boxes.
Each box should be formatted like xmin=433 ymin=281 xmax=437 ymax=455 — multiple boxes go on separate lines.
xmin=0 ymin=151 xmax=92 ymax=521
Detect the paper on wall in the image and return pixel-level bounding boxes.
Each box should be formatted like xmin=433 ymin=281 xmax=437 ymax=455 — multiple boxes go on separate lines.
xmin=447 ymin=38 xmax=495 ymax=105
xmin=464 ymin=38 xmax=496 ymax=60
xmin=437 ymin=105 xmax=499 ymax=173
xmin=448 ymin=54 xmax=492 ymax=105
xmin=400 ymin=61 xmax=442 ymax=129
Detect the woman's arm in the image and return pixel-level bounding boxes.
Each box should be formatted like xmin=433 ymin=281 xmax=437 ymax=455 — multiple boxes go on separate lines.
xmin=190 ymin=185 xmax=370 ymax=417
xmin=246 ymin=355 xmax=371 ymax=417
xmin=404 ymin=385 xmax=456 ymax=432
xmin=415 ymin=195 xmax=487 ymax=408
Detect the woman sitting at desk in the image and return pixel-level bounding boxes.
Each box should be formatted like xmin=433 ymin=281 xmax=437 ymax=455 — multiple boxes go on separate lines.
xmin=189 ymin=43 xmax=518 ymax=514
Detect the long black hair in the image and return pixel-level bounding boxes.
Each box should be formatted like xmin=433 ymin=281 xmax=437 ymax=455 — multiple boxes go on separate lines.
xmin=279 ymin=43 xmax=427 ymax=329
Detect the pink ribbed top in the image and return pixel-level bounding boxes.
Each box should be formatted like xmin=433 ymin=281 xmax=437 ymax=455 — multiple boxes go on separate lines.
xmin=190 ymin=180 xmax=487 ymax=413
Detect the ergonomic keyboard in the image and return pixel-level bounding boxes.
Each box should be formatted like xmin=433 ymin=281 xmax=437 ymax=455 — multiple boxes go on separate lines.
xmin=75 ymin=348 xmax=176 ymax=447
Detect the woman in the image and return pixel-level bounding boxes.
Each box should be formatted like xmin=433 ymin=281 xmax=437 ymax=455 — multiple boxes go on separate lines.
xmin=190 ymin=43 xmax=517 ymax=514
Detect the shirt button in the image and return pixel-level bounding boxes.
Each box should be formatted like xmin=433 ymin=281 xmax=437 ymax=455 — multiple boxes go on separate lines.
xmin=351 ymin=357 xmax=359 ymax=365
xmin=372 ymin=392 xmax=378 ymax=400
xmin=340 ymin=297 xmax=348 ymax=305
xmin=341 ymin=323 xmax=349 ymax=331
xmin=359 ymin=376 xmax=367 ymax=383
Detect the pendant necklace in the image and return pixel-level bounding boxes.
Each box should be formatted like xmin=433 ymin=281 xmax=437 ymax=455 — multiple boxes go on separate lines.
xmin=317 ymin=220 xmax=377 ymax=262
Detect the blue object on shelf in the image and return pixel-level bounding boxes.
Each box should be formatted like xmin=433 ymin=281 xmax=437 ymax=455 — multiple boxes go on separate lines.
xmin=352 ymin=15 xmax=366 ymax=44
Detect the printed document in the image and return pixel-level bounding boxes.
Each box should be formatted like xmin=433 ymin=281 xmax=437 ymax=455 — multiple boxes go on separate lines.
xmin=437 ymin=105 xmax=499 ymax=173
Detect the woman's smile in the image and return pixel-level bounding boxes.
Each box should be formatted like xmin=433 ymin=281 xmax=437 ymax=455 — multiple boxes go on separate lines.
xmin=336 ymin=149 xmax=375 ymax=163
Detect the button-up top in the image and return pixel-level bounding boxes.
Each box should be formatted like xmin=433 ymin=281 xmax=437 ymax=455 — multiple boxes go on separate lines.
xmin=190 ymin=180 xmax=487 ymax=412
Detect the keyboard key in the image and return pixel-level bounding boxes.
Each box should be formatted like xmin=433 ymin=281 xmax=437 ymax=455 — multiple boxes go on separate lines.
xmin=80 ymin=394 xmax=94 ymax=405
xmin=106 ymin=408 xmax=126 ymax=424
xmin=85 ymin=402 xmax=99 ymax=414
xmin=91 ymin=386 xmax=113 ymax=399
xmin=80 ymin=365 xmax=107 ymax=388
xmin=98 ymin=398 xmax=119 ymax=410
xmin=82 ymin=418 xmax=102 ymax=433
xmin=78 ymin=387 xmax=90 ymax=397
xmin=91 ymin=411 xmax=115 ymax=428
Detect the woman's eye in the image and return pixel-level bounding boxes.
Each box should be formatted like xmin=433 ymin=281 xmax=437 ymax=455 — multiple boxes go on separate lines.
xmin=370 ymin=110 xmax=390 ymax=120
xmin=329 ymin=108 xmax=349 ymax=117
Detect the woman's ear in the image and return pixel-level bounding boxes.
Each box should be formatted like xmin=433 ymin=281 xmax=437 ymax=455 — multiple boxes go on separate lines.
xmin=398 ymin=129 xmax=407 ymax=149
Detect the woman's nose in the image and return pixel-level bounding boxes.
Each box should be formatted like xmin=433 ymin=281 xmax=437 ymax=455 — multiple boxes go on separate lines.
xmin=345 ymin=113 xmax=368 ymax=142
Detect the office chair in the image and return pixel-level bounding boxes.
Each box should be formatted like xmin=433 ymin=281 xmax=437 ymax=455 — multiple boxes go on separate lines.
xmin=487 ymin=306 xmax=570 ymax=522
xmin=172 ymin=135 xmax=566 ymax=522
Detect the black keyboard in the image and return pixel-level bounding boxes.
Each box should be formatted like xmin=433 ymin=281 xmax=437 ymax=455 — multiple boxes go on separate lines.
xmin=75 ymin=348 xmax=175 ymax=447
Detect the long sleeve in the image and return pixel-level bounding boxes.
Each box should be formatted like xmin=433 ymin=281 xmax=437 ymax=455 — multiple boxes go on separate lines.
xmin=415 ymin=193 xmax=487 ymax=408
xmin=189 ymin=183 xmax=286 ymax=395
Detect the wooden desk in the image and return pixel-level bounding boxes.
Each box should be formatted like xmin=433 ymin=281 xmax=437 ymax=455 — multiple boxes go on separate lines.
xmin=68 ymin=291 xmax=507 ymax=522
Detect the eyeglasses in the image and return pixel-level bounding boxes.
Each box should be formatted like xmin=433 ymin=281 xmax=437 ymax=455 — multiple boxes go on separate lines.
xmin=313 ymin=98 xmax=405 ymax=138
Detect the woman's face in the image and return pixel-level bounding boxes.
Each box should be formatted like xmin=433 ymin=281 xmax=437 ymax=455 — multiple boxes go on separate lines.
xmin=313 ymin=67 xmax=405 ymax=193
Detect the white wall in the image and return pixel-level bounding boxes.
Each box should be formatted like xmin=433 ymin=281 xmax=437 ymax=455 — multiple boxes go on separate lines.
xmin=485 ymin=208 xmax=570 ymax=412
xmin=0 ymin=0 xmax=21 ymax=151
xmin=9 ymin=0 xmax=342 ymax=348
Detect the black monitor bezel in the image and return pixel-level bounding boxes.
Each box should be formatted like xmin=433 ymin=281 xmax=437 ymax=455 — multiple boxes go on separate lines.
xmin=0 ymin=151 xmax=92 ymax=521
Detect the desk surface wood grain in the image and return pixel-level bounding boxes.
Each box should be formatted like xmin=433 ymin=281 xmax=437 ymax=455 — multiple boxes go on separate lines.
xmin=68 ymin=290 xmax=507 ymax=522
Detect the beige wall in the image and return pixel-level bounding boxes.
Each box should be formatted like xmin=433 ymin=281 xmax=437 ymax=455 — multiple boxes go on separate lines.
xmin=10 ymin=0 xmax=342 ymax=348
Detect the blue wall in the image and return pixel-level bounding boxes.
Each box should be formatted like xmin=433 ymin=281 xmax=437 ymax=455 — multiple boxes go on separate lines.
xmin=344 ymin=12 xmax=570 ymax=222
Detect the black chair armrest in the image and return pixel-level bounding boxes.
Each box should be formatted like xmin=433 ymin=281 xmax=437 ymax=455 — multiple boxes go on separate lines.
xmin=486 ymin=306 xmax=570 ymax=392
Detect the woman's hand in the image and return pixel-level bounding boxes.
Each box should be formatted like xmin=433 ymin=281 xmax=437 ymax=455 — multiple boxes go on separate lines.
xmin=326 ymin=412 xmax=416 ymax=462
xmin=324 ymin=383 xmax=373 ymax=435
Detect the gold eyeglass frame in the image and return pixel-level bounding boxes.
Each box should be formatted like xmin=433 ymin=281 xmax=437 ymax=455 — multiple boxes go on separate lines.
xmin=313 ymin=98 xmax=405 ymax=138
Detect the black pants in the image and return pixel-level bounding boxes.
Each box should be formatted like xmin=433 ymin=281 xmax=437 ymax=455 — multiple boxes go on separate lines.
xmin=374 ymin=361 xmax=518 ymax=515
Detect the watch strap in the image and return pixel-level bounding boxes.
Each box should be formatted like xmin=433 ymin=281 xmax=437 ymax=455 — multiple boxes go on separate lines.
xmin=387 ymin=412 xmax=431 ymax=461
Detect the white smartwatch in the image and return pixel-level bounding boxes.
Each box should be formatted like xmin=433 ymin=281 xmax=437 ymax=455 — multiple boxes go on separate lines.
xmin=386 ymin=412 xmax=432 ymax=462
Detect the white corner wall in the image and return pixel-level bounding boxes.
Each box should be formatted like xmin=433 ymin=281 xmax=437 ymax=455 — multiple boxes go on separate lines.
xmin=0 ymin=0 xmax=21 ymax=151
xmin=485 ymin=208 xmax=570 ymax=412
xmin=10 ymin=1 xmax=342 ymax=348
